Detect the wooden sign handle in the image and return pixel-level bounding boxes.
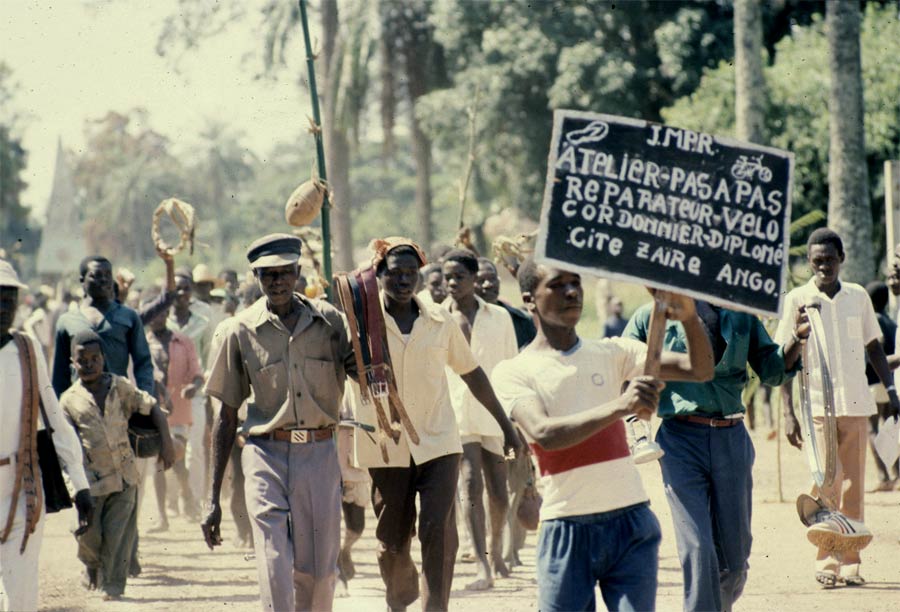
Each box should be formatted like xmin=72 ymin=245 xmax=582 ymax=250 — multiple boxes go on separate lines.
xmin=643 ymin=296 xmax=668 ymax=377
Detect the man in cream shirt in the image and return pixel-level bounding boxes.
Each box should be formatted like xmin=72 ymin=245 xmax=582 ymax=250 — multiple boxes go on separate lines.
xmin=352 ymin=237 xmax=521 ymax=612
xmin=779 ymin=228 xmax=899 ymax=587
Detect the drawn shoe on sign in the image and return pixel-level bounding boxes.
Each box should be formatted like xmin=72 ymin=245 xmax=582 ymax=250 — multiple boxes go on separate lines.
xmin=565 ymin=120 xmax=610 ymax=146
xmin=730 ymin=154 xmax=773 ymax=183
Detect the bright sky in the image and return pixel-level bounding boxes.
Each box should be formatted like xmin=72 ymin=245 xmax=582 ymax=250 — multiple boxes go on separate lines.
xmin=1 ymin=0 xmax=312 ymax=221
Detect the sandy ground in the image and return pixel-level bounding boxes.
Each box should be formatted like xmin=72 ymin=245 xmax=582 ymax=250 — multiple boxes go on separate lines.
xmin=36 ymin=426 xmax=900 ymax=611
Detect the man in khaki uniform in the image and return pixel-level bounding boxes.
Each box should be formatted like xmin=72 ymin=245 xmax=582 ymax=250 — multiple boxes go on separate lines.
xmin=201 ymin=234 xmax=355 ymax=612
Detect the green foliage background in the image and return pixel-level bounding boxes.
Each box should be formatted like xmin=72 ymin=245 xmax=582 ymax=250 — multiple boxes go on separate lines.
xmin=663 ymin=5 xmax=900 ymax=266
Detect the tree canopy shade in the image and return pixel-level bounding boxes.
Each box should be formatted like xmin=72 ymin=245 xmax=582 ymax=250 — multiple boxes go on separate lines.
xmin=419 ymin=0 xmax=738 ymax=220
xmin=663 ymin=5 xmax=900 ymax=276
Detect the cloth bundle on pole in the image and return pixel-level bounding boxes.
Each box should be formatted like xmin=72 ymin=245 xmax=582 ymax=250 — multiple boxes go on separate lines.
xmin=334 ymin=268 xmax=418 ymax=463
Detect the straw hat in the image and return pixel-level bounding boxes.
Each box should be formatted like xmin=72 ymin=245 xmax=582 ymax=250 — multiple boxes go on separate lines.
xmin=0 ymin=259 xmax=28 ymax=289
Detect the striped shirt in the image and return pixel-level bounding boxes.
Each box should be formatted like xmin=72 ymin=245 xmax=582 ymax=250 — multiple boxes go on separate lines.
xmin=493 ymin=337 xmax=648 ymax=521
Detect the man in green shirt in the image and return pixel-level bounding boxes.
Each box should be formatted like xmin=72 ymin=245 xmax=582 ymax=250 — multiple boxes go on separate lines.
xmin=624 ymin=303 xmax=804 ymax=611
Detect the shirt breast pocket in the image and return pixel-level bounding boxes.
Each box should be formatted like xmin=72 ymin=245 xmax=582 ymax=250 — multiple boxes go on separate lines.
xmin=253 ymin=361 xmax=287 ymax=409
xmin=304 ymin=357 xmax=336 ymax=407
xmin=846 ymin=316 xmax=862 ymax=340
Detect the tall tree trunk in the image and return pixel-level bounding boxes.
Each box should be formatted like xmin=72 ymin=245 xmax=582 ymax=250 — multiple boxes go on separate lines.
xmin=320 ymin=0 xmax=354 ymax=272
xmin=826 ymin=0 xmax=872 ymax=283
xmin=406 ymin=56 xmax=433 ymax=249
xmin=734 ymin=0 xmax=766 ymax=144
xmin=410 ymin=117 xmax=433 ymax=249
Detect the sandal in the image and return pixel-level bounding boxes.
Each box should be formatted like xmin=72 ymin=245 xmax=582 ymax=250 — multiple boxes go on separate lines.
xmin=839 ymin=563 xmax=866 ymax=586
xmin=815 ymin=559 xmax=841 ymax=589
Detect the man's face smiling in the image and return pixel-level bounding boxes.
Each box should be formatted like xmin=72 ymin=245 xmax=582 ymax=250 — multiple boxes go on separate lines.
xmin=82 ymin=261 xmax=114 ymax=302
xmin=257 ymin=263 xmax=298 ymax=308
xmin=381 ymin=252 xmax=420 ymax=304
xmin=808 ymin=243 xmax=842 ymax=289
xmin=475 ymin=262 xmax=500 ymax=304
xmin=442 ymin=260 xmax=476 ymax=303
xmin=530 ymin=267 xmax=583 ymax=329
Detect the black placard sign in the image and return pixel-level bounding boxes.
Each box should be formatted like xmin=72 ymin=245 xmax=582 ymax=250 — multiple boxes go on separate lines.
xmin=536 ymin=110 xmax=794 ymax=317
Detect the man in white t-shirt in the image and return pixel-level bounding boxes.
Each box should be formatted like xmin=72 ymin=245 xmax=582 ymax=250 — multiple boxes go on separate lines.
xmin=778 ymin=228 xmax=899 ymax=587
xmin=492 ymin=257 xmax=714 ymax=611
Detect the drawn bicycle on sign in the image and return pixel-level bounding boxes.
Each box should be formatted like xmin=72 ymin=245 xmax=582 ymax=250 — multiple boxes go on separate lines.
xmin=730 ymin=154 xmax=772 ymax=183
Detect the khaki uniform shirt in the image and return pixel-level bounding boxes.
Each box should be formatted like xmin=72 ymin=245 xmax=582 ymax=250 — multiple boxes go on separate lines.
xmin=60 ymin=375 xmax=155 ymax=497
xmin=204 ymin=295 xmax=355 ymax=435
xmin=353 ymin=294 xmax=479 ymax=468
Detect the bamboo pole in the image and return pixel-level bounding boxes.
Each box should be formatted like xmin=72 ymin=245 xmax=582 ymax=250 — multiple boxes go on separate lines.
xmin=456 ymin=86 xmax=481 ymax=230
xmin=299 ymin=0 xmax=332 ymax=301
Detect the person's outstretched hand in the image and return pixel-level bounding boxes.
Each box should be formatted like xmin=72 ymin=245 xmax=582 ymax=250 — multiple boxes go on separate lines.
xmin=201 ymin=503 xmax=223 ymax=550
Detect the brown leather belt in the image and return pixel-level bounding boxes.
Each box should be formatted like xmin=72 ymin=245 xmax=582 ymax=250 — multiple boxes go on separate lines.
xmin=0 ymin=455 xmax=14 ymax=467
xmin=253 ymin=427 xmax=335 ymax=444
xmin=674 ymin=414 xmax=743 ymax=428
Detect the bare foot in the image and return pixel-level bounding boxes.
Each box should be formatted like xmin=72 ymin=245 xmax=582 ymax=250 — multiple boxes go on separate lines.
xmin=465 ymin=577 xmax=494 ymax=591
xmin=504 ymin=553 xmax=522 ymax=569
xmin=493 ymin=557 xmax=510 ymax=578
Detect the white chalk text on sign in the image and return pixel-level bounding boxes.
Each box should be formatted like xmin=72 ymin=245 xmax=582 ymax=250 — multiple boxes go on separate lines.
xmin=536 ymin=110 xmax=793 ymax=317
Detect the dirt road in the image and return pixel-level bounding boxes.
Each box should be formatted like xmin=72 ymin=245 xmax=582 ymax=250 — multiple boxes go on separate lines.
xmin=37 ymin=427 xmax=900 ymax=611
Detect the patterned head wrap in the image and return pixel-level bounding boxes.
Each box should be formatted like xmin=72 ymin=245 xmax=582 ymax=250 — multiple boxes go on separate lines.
xmin=369 ymin=237 xmax=428 ymax=269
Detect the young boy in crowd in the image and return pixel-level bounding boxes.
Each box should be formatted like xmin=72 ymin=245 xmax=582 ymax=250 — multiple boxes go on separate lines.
xmin=442 ymin=248 xmax=518 ymax=589
xmin=492 ymin=258 xmax=713 ymax=611
xmin=60 ymin=330 xmax=174 ymax=600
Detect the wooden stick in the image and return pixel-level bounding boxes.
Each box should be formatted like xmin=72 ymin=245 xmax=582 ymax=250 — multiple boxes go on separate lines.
xmin=456 ymin=85 xmax=481 ymax=230
xmin=643 ymin=296 xmax=668 ymax=377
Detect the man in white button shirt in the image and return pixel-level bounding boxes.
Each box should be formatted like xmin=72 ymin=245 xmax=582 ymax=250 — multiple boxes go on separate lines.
xmin=778 ymin=229 xmax=900 ymax=587
xmin=0 ymin=259 xmax=93 ymax=611
xmin=442 ymin=249 xmax=518 ymax=589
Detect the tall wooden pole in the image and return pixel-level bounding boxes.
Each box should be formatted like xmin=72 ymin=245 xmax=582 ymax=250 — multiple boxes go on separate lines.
xmin=885 ymin=161 xmax=900 ymax=314
xmin=299 ymin=0 xmax=332 ymax=300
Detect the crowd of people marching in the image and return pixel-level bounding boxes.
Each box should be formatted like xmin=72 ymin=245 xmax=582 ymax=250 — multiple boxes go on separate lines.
xmin=1 ymin=225 xmax=898 ymax=611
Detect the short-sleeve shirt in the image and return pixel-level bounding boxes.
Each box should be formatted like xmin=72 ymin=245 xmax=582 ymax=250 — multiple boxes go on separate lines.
xmin=352 ymin=294 xmax=479 ymax=468
xmin=204 ymin=295 xmax=354 ymax=435
xmin=625 ymin=303 xmax=795 ymax=417
xmin=775 ymin=279 xmax=881 ymax=417
xmin=168 ymin=310 xmax=210 ymax=371
xmin=146 ymin=330 xmax=202 ymax=426
xmin=60 ymin=375 xmax=155 ymax=497
xmin=492 ymin=337 xmax=648 ymax=521
xmin=446 ymin=297 xmax=518 ymax=438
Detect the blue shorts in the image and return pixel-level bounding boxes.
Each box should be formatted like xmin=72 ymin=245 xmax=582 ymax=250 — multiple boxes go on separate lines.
xmin=537 ymin=502 xmax=661 ymax=612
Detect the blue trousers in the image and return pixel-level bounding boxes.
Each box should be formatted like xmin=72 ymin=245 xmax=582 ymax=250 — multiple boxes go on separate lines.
xmin=536 ymin=502 xmax=661 ymax=612
xmin=657 ymin=418 xmax=755 ymax=612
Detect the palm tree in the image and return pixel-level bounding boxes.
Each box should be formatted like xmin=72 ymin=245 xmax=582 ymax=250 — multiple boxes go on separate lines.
xmin=826 ymin=0 xmax=872 ymax=283
xmin=734 ymin=0 xmax=766 ymax=144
